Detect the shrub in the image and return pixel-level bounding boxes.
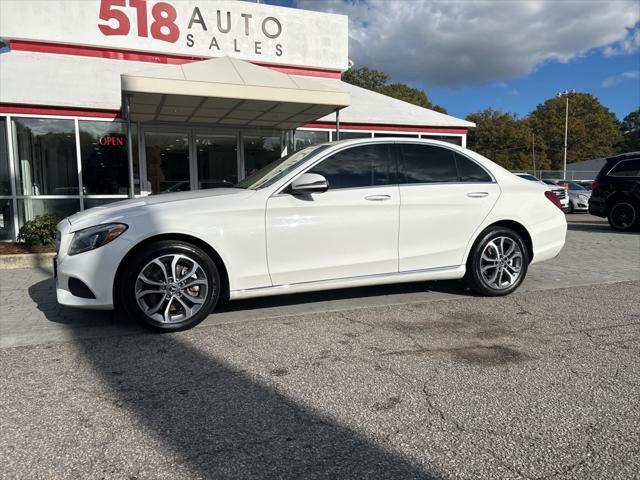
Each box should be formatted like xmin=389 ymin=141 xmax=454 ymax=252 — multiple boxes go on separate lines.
xmin=17 ymin=214 xmax=61 ymax=246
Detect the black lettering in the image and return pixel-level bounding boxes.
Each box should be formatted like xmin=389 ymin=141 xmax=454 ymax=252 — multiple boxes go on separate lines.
xmin=217 ymin=10 xmax=231 ymax=33
xmin=241 ymin=13 xmax=252 ymax=35
xmin=262 ymin=17 xmax=282 ymax=39
xmin=234 ymin=38 xmax=240 ymax=52
xmin=188 ymin=7 xmax=207 ymax=31
xmin=254 ymin=41 xmax=262 ymax=54
xmin=209 ymin=36 xmax=220 ymax=50
xmin=186 ymin=33 xmax=194 ymax=47
xmin=275 ymin=43 xmax=283 ymax=56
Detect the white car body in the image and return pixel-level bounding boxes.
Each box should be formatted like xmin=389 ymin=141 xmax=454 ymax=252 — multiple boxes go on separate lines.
xmin=55 ymin=139 xmax=567 ymax=310
xmin=515 ymin=173 xmax=570 ymax=210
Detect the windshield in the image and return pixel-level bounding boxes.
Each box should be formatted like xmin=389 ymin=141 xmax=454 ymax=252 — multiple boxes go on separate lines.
xmin=235 ymin=144 xmax=330 ymax=190
xmin=564 ymin=181 xmax=585 ymax=190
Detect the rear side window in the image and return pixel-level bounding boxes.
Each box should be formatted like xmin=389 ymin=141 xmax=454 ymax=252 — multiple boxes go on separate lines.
xmin=400 ymin=144 xmax=457 ymax=183
xmin=309 ymin=144 xmax=394 ymax=190
xmin=455 ymin=153 xmax=492 ymax=182
xmin=608 ymin=159 xmax=640 ymax=177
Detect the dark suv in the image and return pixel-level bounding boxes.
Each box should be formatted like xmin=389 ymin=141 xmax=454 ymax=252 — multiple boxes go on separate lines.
xmin=589 ymin=152 xmax=640 ymax=231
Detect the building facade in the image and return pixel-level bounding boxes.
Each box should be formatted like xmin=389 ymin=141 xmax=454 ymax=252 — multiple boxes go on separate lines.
xmin=0 ymin=0 xmax=473 ymax=241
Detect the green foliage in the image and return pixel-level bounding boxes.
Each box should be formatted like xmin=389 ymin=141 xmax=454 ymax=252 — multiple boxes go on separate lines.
xmin=618 ymin=108 xmax=640 ymax=153
xmin=528 ymin=93 xmax=622 ymax=168
xmin=342 ymin=67 xmax=447 ymax=114
xmin=17 ymin=214 xmax=61 ymax=246
xmin=466 ymin=109 xmax=549 ymax=170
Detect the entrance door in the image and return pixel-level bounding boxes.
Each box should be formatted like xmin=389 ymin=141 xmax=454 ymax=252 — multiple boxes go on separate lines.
xmin=195 ymin=134 xmax=238 ymax=189
xmin=143 ymin=131 xmax=190 ymax=194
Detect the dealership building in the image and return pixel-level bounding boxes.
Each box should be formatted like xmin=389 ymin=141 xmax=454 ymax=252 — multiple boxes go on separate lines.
xmin=0 ymin=0 xmax=473 ymax=241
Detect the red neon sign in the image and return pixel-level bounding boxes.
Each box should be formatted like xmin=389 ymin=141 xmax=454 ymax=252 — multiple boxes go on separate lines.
xmin=99 ymin=135 xmax=126 ymax=146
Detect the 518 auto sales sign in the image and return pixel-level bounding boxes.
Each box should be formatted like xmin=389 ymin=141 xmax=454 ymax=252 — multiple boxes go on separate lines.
xmin=0 ymin=0 xmax=348 ymax=71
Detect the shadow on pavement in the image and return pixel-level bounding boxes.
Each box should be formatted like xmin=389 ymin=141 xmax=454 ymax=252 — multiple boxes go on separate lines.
xmin=28 ymin=282 xmax=436 ymax=479
xmin=566 ymin=222 xmax=639 ymax=235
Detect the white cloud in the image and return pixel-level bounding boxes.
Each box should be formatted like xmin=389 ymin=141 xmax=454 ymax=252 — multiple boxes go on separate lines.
xmin=603 ymin=27 xmax=640 ymax=56
xmin=296 ymin=0 xmax=640 ymax=86
xmin=602 ymin=70 xmax=640 ymax=87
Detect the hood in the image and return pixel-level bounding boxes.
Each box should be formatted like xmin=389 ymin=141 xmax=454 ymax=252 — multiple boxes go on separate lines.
xmin=66 ymin=188 xmax=254 ymax=230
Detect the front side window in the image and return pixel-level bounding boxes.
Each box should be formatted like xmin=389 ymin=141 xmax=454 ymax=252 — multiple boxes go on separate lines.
xmin=309 ymin=144 xmax=395 ymax=190
xmin=609 ymin=159 xmax=640 ymax=178
xmin=13 ymin=118 xmax=78 ymax=195
xmin=400 ymin=144 xmax=457 ymax=183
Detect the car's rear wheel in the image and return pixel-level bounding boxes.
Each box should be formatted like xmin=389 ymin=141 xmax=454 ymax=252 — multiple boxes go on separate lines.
xmin=120 ymin=240 xmax=220 ymax=332
xmin=608 ymin=200 xmax=638 ymax=231
xmin=465 ymin=227 xmax=529 ymax=296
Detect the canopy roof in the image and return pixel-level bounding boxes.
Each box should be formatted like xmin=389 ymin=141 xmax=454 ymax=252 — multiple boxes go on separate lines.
xmin=121 ymin=56 xmax=350 ymax=129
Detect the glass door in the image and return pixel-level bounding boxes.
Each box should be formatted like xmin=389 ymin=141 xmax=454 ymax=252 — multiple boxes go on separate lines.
xmin=195 ymin=134 xmax=238 ymax=189
xmin=143 ymin=131 xmax=190 ymax=195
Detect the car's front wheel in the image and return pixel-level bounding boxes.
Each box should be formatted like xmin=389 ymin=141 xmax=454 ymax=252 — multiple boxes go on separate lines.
xmin=465 ymin=227 xmax=529 ymax=296
xmin=607 ymin=200 xmax=639 ymax=232
xmin=120 ymin=240 xmax=220 ymax=332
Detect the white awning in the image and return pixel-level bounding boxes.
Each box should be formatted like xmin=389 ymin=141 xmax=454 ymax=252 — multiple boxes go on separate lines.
xmin=121 ymin=56 xmax=350 ymax=129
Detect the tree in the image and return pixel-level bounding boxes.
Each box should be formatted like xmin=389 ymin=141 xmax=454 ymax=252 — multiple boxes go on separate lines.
xmin=528 ymin=93 xmax=622 ymax=168
xmin=342 ymin=67 xmax=447 ymax=114
xmin=618 ymin=108 xmax=640 ymax=153
xmin=466 ymin=109 xmax=548 ymax=170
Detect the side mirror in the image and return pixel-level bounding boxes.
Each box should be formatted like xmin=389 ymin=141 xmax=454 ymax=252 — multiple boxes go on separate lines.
xmin=290 ymin=173 xmax=328 ymax=195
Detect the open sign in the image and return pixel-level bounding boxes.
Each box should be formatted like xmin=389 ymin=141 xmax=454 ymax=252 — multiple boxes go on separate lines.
xmin=99 ymin=135 xmax=126 ymax=147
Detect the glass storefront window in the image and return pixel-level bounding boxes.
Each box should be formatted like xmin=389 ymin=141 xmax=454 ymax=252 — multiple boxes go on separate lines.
xmin=17 ymin=198 xmax=80 ymax=228
xmin=79 ymin=121 xmax=130 ymax=195
xmin=374 ymin=132 xmax=419 ymax=138
xmin=335 ymin=131 xmax=372 ymax=140
xmin=291 ymin=130 xmax=329 ymax=152
xmin=83 ymin=198 xmax=124 ymax=209
xmin=0 ymin=198 xmax=14 ymax=241
xmin=13 ymin=118 xmax=78 ymax=196
xmin=196 ymin=135 xmax=237 ymax=188
xmin=144 ymin=132 xmax=190 ymax=194
xmin=1 ymin=117 xmax=11 ymax=196
xmin=243 ymin=135 xmax=282 ymax=178
xmin=422 ymin=135 xmax=462 ymax=146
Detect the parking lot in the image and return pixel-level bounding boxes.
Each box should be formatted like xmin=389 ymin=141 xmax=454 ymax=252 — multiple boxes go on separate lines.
xmin=1 ymin=214 xmax=639 ymax=479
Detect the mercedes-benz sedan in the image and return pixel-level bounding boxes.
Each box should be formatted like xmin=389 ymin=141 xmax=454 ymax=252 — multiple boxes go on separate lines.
xmin=55 ymin=139 xmax=567 ymax=331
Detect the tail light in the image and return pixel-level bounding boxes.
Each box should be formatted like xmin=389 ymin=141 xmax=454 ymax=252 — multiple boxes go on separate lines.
xmin=545 ymin=190 xmax=563 ymax=210
xmin=592 ymin=180 xmax=600 ymax=191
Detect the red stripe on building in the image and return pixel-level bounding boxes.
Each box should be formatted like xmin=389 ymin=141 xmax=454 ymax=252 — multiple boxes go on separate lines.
xmin=8 ymin=40 xmax=342 ymax=79
xmin=0 ymin=103 xmax=121 ymax=118
xmin=303 ymin=122 xmax=468 ymax=134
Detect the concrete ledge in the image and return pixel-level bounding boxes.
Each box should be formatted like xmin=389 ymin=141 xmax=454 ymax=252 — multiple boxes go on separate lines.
xmin=0 ymin=253 xmax=55 ymax=270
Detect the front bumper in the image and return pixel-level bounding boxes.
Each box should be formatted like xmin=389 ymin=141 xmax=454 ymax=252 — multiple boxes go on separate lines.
xmin=55 ymin=221 xmax=132 ymax=310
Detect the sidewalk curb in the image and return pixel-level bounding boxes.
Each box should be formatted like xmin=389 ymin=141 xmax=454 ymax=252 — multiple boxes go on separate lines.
xmin=0 ymin=253 xmax=55 ymax=270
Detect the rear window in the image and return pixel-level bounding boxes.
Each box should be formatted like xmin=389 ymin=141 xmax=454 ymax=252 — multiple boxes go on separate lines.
xmin=608 ymin=159 xmax=640 ymax=178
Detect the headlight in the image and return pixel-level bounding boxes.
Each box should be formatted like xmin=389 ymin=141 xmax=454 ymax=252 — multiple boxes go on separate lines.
xmin=68 ymin=223 xmax=128 ymax=256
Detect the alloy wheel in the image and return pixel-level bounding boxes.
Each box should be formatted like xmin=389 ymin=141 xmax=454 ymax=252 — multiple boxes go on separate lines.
xmin=479 ymin=236 xmax=523 ymax=290
xmin=610 ymin=203 xmax=636 ymax=230
xmin=135 ymin=254 xmax=210 ymax=323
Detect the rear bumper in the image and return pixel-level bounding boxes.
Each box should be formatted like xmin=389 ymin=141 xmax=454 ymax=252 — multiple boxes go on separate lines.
xmin=530 ymin=214 xmax=567 ymax=265
xmin=588 ymin=197 xmax=607 ymax=217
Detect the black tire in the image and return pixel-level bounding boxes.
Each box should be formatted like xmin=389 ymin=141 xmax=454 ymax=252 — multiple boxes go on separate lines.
xmin=119 ymin=240 xmax=220 ymax=332
xmin=465 ymin=227 xmax=530 ymax=296
xmin=567 ymin=201 xmax=574 ymax=214
xmin=607 ymin=200 xmax=639 ymax=232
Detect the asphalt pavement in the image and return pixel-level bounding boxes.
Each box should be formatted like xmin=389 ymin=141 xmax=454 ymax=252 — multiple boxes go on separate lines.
xmin=0 ymin=213 xmax=639 ymax=479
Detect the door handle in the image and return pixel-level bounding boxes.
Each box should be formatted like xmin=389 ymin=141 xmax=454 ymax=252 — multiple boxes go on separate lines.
xmin=466 ymin=192 xmax=489 ymax=198
xmin=365 ymin=194 xmax=391 ymax=201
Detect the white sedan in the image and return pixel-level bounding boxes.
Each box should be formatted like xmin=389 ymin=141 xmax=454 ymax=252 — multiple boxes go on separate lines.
xmin=55 ymin=139 xmax=567 ymax=331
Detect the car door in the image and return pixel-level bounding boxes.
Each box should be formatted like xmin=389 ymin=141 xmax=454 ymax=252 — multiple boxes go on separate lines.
xmin=398 ymin=143 xmax=500 ymax=271
xmin=266 ymin=143 xmax=400 ymax=286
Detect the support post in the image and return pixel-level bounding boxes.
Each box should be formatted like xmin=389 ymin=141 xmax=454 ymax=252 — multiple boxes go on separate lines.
xmin=335 ymin=108 xmax=340 ymax=141
xmin=124 ymin=94 xmax=135 ymax=199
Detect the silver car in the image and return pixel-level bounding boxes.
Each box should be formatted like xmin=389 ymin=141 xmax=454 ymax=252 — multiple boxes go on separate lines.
xmin=546 ymin=179 xmax=591 ymax=213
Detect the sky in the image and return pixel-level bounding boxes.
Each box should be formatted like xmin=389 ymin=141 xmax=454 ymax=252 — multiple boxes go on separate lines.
xmin=262 ymin=0 xmax=640 ymax=121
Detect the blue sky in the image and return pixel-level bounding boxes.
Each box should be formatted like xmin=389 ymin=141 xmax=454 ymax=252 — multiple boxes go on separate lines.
xmin=263 ymin=0 xmax=640 ymax=121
